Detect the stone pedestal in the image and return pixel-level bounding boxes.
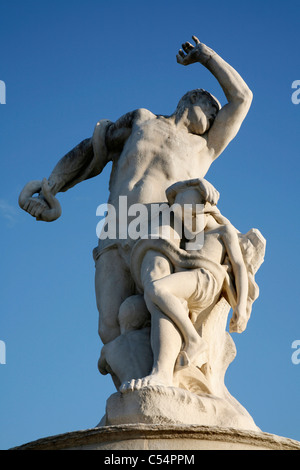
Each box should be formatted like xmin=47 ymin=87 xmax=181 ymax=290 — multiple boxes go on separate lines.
xmin=103 ymin=388 xmax=259 ymax=432
xmin=13 ymin=424 xmax=300 ymax=450
xmin=13 ymin=386 xmax=300 ymax=450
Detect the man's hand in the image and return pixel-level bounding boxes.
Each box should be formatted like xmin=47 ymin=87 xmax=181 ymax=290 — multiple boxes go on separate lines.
xmin=166 ymin=178 xmax=220 ymax=207
xmin=197 ymin=178 xmax=220 ymax=206
xmin=177 ymin=36 xmax=216 ymax=66
xmin=19 ymin=178 xmax=62 ymax=222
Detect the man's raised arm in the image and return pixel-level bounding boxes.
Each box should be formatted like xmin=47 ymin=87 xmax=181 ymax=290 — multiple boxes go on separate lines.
xmin=177 ymin=36 xmax=253 ymax=159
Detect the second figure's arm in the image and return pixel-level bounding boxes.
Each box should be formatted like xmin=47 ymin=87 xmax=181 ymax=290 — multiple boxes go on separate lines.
xmin=221 ymin=223 xmax=249 ymax=333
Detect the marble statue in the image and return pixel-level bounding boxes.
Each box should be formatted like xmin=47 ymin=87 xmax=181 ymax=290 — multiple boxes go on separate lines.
xmin=19 ymin=37 xmax=265 ymax=430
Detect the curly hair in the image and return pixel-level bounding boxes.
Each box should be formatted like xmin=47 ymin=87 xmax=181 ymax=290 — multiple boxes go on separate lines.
xmin=175 ymin=89 xmax=221 ymax=119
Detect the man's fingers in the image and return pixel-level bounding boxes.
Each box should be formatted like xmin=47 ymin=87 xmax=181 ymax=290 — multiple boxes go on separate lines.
xmin=192 ymin=35 xmax=200 ymax=44
xmin=33 ymin=203 xmax=46 ymax=219
xmin=178 ymin=49 xmax=185 ymax=58
xmin=23 ymin=197 xmax=39 ymax=213
xmin=182 ymin=42 xmax=193 ymax=52
xmin=205 ymin=181 xmax=219 ymax=205
xmin=23 ymin=197 xmax=47 ymax=217
xmin=25 ymin=200 xmax=35 ymax=213
xmin=27 ymin=199 xmax=41 ymax=215
xmin=23 ymin=200 xmax=30 ymax=212
xmin=30 ymin=207 xmax=40 ymax=218
xmin=176 ymin=53 xmax=186 ymax=65
xmin=26 ymin=200 xmax=35 ymax=215
xmin=212 ymin=189 xmax=220 ymax=205
xmin=182 ymin=42 xmax=194 ymax=53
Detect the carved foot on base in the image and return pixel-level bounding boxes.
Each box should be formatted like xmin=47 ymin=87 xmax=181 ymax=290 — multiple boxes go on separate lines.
xmin=105 ymin=385 xmax=260 ymax=431
xmin=120 ymin=373 xmax=172 ymax=394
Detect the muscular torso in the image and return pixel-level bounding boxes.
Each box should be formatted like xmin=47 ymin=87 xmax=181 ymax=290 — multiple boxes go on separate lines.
xmin=108 ymin=109 xmax=214 ymax=210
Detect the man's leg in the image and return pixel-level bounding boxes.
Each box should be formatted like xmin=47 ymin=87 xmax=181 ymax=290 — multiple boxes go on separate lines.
xmin=95 ymin=247 xmax=135 ymax=344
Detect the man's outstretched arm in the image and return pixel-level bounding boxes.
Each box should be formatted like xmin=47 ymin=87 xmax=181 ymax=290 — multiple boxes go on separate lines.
xmin=19 ymin=110 xmax=138 ymax=221
xmin=48 ymin=109 xmax=140 ymax=195
xmin=19 ymin=120 xmax=112 ymax=221
xmin=49 ymin=110 xmax=139 ymax=195
xmin=177 ymin=36 xmax=253 ymax=159
xmin=47 ymin=137 xmax=95 ymax=195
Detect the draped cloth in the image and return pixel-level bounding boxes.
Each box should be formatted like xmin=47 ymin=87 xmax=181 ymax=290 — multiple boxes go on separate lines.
xmin=130 ymin=227 xmax=266 ymax=320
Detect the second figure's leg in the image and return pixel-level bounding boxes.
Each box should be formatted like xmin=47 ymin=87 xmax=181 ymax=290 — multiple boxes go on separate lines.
xmin=146 ymin=271 xmax=208 ymax=367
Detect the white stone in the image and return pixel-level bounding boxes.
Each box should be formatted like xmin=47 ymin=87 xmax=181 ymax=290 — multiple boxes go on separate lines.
xmin=104 ymin=386 xmax=259 ymax=432
xmin=12 ymin=425 xmax=300 ymax=451
xmin=18 ymin=37 xmax=269 ymax=433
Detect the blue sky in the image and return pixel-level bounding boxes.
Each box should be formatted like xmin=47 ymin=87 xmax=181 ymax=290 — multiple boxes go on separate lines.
xmin=0 ymin=0 xmax=299 ymax=450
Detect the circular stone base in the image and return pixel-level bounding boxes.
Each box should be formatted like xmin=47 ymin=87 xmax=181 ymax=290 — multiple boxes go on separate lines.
xmin=12 ymin=424 xmax=300 ymax=451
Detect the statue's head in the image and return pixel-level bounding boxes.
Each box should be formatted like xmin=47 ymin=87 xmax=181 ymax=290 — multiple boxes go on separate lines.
xmin=166 ymin=178 xmax=220 ymax=228
xmin=175 ymin=89 xmax=221 ymax=135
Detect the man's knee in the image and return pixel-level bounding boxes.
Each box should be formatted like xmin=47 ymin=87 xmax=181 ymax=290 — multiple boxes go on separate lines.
xmin=118 ymin=295 xmax=150 ymax=334
xmin=98 ymin=317 xmax=120 ymax=344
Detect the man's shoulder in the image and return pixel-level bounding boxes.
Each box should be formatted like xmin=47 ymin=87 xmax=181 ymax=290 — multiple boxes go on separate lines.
xmin=134 ymin=108 xmax=156 ymax=121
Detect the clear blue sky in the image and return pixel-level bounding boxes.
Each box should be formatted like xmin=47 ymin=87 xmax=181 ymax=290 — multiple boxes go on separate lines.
xmin=0 ymin=0 xmax=299 ymax=450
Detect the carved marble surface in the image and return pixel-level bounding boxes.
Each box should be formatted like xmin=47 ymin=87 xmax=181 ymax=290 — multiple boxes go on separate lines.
xmin=19 ymin=37 xmax=265 ymax=430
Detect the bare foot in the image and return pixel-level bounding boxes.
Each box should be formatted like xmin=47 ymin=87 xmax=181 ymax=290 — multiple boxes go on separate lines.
xmin=120 ymin=372 xmax=172 ymax=393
